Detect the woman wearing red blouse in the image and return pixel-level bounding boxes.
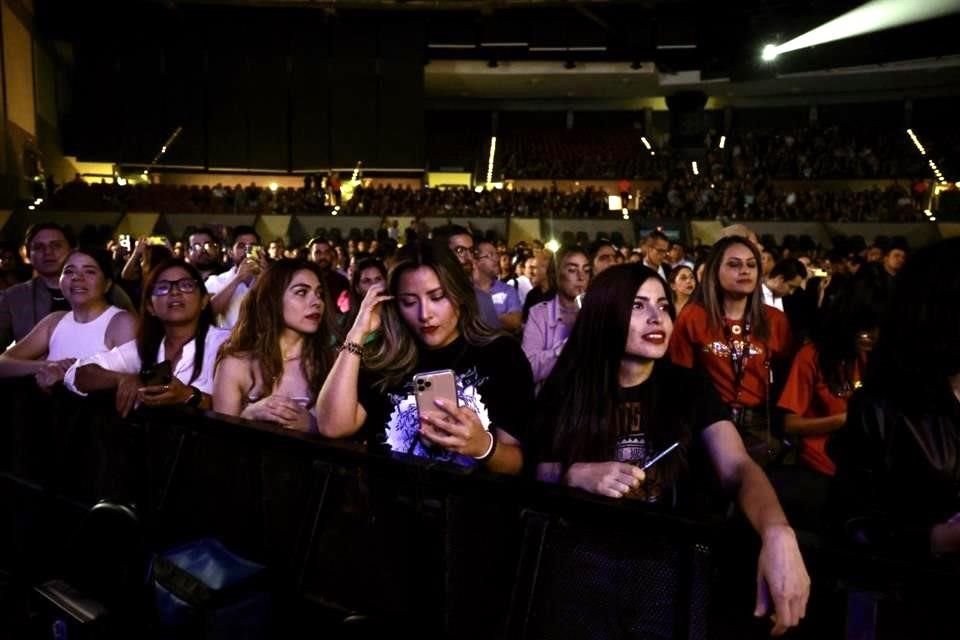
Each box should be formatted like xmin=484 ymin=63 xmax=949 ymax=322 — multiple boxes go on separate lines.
xmin=669 ymin=236 xmax=793 ymax=461
xmin=777 ymin=278 xmax=885 ymax=475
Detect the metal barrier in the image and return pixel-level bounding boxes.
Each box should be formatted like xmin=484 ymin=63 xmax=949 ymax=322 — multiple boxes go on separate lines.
xmin=1 ymin=378 xmax=958 ymax=639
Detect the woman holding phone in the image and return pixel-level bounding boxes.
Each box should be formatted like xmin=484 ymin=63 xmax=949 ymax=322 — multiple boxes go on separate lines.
xmin=533 ymin=264 xmax=809 ymax=638
xmin=316 ymin=240 xmax=533 ymax=474
xmin=213 ymin=259 xmax=336 ymax=432
xmin=0 ymin=248 xmax=136 ymax=389
xmin=65 ymin=259 xmax=229 ymax=416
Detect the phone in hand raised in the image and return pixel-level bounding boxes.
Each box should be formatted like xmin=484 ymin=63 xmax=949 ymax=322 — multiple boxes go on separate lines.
xmin=413 ymin=369 xmax=458 ymax=427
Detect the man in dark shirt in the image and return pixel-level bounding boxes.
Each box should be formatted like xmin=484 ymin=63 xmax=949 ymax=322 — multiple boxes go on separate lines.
xmin=307 ymin=237 xmax=349 ymax=309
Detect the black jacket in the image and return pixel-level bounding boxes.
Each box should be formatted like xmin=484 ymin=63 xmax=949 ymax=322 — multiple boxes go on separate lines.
xmin=828 ymin=385 xmax=960 ymax=557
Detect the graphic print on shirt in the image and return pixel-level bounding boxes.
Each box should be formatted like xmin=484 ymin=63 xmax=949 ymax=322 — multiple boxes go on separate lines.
xmin=383 ymin=366 xmax=491 ymax=467
xmin=703 ymin=340 xmax=764 ymax=361
xmin=613 ymin=402 xmax=662 ymax=502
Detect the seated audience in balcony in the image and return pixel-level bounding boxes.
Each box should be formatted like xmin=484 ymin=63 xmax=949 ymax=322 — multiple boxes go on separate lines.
xmin=65 ymin=259 xmax=229 ymax=417
xmin=522 ymin=246 xmax=590 ymax=389
xmin=534 ymin=263 xmax=809 ymax=637
xmin=830 ymin=238 xmax=960 ymax=556
xmin=213 ymin=259 xmax=335 ymax=432
xmin=0 ymin=248 xmax=136 ymax=389
xmin=316 ymin=241 xmax=533 ymax=475
xmin=0 ymin=223 xmax=133 ymax=350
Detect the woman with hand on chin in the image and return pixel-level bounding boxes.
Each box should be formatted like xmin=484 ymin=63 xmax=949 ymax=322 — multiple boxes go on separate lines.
xmin=65 ymin=259 xmax=227 ymax=415
xmin=316 ymin=240 xmax=533 ymax=474
xmin=0 ymin=248 xmax=135 ymax=389
xmin=534 ymin=264 xmax=810 ymax=638
xmin=213 ymin=259 xmax=335 ymax=432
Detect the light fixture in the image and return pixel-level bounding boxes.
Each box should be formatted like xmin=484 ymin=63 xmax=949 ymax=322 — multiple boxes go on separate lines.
xmin=486 ymin=136 xmax=497 ymax=184
xmin=545 ymin=239 xmax=560 ymax=253
xmin=269 ymin=182 xmax=279 ymax=193
xmin=719 ymin=135 xmax=726 ymax=149
xmin=692 ymin=161 xmax=699 ymax=176
xmin=761 ymin=44 xmax=779 ymax=62
xmin=641 ymin=137 xmax=652 ymax=150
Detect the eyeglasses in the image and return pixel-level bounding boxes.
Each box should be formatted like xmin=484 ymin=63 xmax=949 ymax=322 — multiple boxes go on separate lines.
xmin=191 ymin=242 xmax=218 ymax=252
xmin=452 ymin=246 xmax=476 ymax=259
xmin=152 ymin=278 xmax=198 ymax=296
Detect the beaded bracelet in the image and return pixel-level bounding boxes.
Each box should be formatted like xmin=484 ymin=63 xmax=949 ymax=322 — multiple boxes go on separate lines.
xmin=337 ymin=341 xmax=365 ymax=359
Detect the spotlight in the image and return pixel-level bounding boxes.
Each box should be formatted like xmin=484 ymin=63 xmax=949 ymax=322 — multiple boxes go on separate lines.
xmin=116 ymin=177 xmax=127 ymax=186
xmin=545 ymin=239 xmax=560 ymax=253
xmin=719 ymin=135 xmax=726 ymax=149
xmin=269 ymin=182 xmax=279 ymax=193
xmin=692 ymin=161 xmax=699 ymax=176
xmin=28 ymin=205 xmax=35 ymax=211
xmin=925 ymin=209 xmax=933 ymax=216
xmin=930 ymin=216 xmax=937 ymax=221
xmin=761 ymin=44 xmax=779 ymax=62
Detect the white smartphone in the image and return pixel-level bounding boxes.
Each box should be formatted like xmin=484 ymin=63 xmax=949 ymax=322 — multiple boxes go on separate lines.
xmin=413 ymin=369 xmax=458 ymax=425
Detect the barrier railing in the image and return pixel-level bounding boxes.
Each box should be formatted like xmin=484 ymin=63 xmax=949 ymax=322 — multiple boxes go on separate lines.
xmin=1 ymin=378 xmax=958 ymax=639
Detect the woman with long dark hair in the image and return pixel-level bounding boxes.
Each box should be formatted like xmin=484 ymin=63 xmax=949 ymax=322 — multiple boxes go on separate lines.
xmin=65 ymin=258 xmax=229 ymax=417
xmin=339 ymin=256 xmax=387 ymax=331
xmin=534 ymin=264 xmax=809 ymax=637
xmin=668 ymin=236 xmax=793 ymax=463
xmin=830 ymin=237 xmax=960 ymax=555
xmin=778 ymin=275 xmax=887 ymax=477
xmin=213 ymin=259 xmax=336 ymax=431
xmin=316 ymin=240 xmax=533 ymax=474
xmin=666 ymin=264 xmax=696 ymax=316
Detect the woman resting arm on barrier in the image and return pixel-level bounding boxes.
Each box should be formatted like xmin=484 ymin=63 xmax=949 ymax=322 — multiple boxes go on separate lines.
xmin=317 ymin=240 xmax=533 ymax=475
xmin=213 ymin=259 xmax=335 ymax=432
xmin=534 ymin=264 xmax=809 ymax=637
xmin=0 ymin=249 xmax=135 ymax=389
xmin=65 ymin=259 xmax=228 ymax=417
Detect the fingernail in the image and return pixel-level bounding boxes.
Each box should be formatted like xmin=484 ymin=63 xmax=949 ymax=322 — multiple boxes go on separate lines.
xmin=435 ymin=398 xmax=444 ymax=406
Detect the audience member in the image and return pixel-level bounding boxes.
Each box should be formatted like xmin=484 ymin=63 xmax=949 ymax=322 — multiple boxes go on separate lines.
xmin=205 ymin=225 xmax=265 ymax=329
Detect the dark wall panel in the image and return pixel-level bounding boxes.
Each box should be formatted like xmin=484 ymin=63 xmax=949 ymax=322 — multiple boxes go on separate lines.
xmin=290 ymin=30 xmax=331 ymax=170
xmin=207 ymin=46 xmax=249 ymax=168
xmin=247 ymin=50 xmax=289 ymax=170
xmin=162 ymin=38 xmax=206 ymax=168
xmin=378 ymin=61 xmax=423 ymax=168
xmin=329 ymin=24 xmax=377 ymax=167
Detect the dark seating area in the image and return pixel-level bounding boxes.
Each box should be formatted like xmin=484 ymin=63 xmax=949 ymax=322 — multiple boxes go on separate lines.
xmin=2 ymin=378 xmax=958 ymax=639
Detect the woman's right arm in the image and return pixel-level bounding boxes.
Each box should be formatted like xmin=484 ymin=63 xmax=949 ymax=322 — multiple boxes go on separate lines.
xmin=0 ymin=313 xmax=63 ymax=378
xmin=315 ymin=285 xmax=391 ymax=438
xmin=536 ymin=461 xmax=644 ymax=499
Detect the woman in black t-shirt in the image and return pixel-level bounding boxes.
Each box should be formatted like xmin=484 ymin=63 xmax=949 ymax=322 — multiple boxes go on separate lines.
xmin=534 ymin=264 xmax=810 ymax=637
xmin=316 ymin=240 xmax=533 ymax=474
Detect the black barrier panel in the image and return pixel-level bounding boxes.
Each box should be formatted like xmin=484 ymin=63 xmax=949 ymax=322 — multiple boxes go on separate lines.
xmin=3 ymin=378 xmax=960 ymax=639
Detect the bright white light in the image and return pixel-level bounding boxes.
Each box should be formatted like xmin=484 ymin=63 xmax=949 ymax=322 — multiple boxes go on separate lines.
xmin=930 ymin=216 xmax=937 ymax=221
xmin=474 ymin=185 xmax=484 ymax=193
xmin=269 ymin=182 xmax=278 ymax=193
xmin=641 ymin=136 xmax=652 ymax=150
xmin=692 ymin=161 xmax=699 ymax=176
xmin=650 ymin=151 xmax=656 ymax=156
xmin=34 ymin=198 xmax=42 ymax=205
xmin=116 ymin=177 xmax=127 ymax=186
xmin=160 ymin=146 xmax=167 ymax=154
xmin=770 ymin=0 xmax=960 ymax=59
xmin=719 ymin=136 xmax=726 ymax=149
xmin=486 ymin=136 xmax=497 ymax=184
xmin=761 ymin=44 xmax=779 ymax=62
xmin=544 ymin=239 xmax=560 ymax=253
xmin=925 ymin=209 xmax=933 ymax=216
xmin=28 ymin=205 xmax=35 ymax=211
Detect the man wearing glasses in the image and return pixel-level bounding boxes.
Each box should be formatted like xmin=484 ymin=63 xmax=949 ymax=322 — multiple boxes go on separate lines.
xmin=432 ymin=225 xmax=502 ymax=330
xmin=185 ymin=228 xmax=222 ymax=280
xmin=642 ymin=230 xmax=671 ymax=280
xmin=474 ymin=240 xmax=522 ymax=332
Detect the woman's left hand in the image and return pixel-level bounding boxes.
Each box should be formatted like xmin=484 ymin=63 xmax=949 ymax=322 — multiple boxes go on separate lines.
xmin=419 ymin=398 xmax=491 ymax=458
xmin=139 ymin=377 xmax=192 ymax=406
xmin=34 ymin=358 xmax=76 ymax=390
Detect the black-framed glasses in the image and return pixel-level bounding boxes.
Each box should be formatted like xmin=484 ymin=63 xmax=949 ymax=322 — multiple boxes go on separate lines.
xmin=452 ymin=246 xmax=477 ymax=259
xmin=152 ymin=278 xmax=198 ymax=296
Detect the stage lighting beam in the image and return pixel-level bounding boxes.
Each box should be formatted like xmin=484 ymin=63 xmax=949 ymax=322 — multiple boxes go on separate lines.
xmin=760 ymin=0 xmax=960 ymax=61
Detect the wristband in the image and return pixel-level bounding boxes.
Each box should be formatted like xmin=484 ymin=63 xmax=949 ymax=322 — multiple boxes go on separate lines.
xmin=185 ymin=386 xmax=203 ymax=408
xmin=338 ymin=341 xmax=365 ymax=359
xmin=473 ymin=430 xmax=497 ymax=461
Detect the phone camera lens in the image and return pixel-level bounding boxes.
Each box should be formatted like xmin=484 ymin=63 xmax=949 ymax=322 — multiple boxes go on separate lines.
xmin=425 ymin=381 xmax=432 ymax=388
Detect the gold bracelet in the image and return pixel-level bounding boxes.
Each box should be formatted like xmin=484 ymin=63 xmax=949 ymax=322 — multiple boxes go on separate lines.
xmin=337 ymin=341 xmax=364 ymax=359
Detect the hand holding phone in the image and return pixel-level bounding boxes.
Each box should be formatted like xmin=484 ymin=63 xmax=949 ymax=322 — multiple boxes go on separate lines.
xmin=414 ymin=369 xmax=457 ymax=426
xmin=140 ymin=360 xmax=173 ymax=386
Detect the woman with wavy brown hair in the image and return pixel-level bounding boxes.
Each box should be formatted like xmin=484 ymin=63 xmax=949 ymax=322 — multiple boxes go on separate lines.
xmin=213 ymin=258 xmax=336 ymax=431
xmin=316 ymin=240 xmax=534 ymax=474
